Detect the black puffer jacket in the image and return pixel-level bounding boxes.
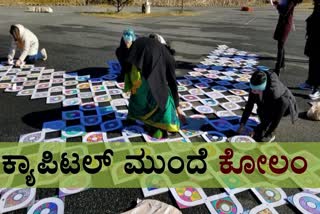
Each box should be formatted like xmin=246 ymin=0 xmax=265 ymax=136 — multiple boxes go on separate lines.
xmin=241 ymin=71 xmax=298 ymax=126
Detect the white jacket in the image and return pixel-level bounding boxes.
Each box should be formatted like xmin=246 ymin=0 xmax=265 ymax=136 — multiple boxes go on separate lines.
xmin=8 ymin=24 xmax=39 ymax=62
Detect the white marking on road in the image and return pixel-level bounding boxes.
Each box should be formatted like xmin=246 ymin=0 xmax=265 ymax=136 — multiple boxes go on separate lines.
xmin=245 ymin=17 xmax=257 ymax=25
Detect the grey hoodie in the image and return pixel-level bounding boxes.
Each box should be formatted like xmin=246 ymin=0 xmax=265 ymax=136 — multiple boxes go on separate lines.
xmin=8 ymin=24 xmax=39 ymax=62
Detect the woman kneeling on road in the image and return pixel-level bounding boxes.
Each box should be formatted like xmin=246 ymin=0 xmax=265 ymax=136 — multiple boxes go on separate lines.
xmin=8 ymin=24 xmax=47 ymax=67
xmin=238 ymin=71 xmax=298 ymax=142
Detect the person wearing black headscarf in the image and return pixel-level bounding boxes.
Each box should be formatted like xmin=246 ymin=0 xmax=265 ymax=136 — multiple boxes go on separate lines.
xmin=273 ymin=0 xmax=302 ymax=76
xmin=303 ymin=0 xmax=320 ymax=100
xmin=124 ymin=37 xmax=185 ymax=139
xmin=115 ymin=28 xmax=137 ymax=82
xmin=238 ymin=71 xmax=298 ymax=142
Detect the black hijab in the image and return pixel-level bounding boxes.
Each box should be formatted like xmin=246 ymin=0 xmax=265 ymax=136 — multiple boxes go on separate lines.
xmin=115 ymin=38 xmax=132 ymax=81
xmin=127 ymin=37 xmax=179 ymax=110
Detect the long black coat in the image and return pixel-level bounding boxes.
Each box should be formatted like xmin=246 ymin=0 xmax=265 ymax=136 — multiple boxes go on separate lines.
xmin=241 ymin=72 xmax=298 ymax=135
xmin=274 ymin=0 xmax=300 ymax=43
xmin=115 ymin=38 xmax=132 ymax=82
xmin=126 ymin=37 xmax=179 ymax=111
xmin=305 ymin=10 xmax=320 ymax=57
xmin=304 ymin=6 xmax=320 ymax=86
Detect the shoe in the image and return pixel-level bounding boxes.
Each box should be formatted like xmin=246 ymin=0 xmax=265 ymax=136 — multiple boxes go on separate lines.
xmin=309 ymin=90 xmax=320 ymax=100
xmin=7 ymin=59 xmax=14 ymax=65
xmin=161 ymin=131 xmax=175 ymax=139
xmin=299 ymin=82 xmax=313 ymax=90
xmin=12 ymin=83 xmax=17 ymax=90
xmin=261 ymin=134 xmax=276 ymax=142
xmin=41 ymin=48 xmax=47 ymax=61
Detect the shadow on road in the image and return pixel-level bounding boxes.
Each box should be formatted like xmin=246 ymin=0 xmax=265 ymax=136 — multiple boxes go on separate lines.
xmin=67 ymin=67 xmax=109 ymax=78
xmin=22 ymin=107 xmax=63 ymax=129
xmin=298 ymin=111 xmax=309 ymax=120
xmin=292 ymin=92 xmax=310 ymax=100
xmin=176 ymin=60 xmax=196 ymax=70
xmin=259 ymin=56 xmax=308 ymax=64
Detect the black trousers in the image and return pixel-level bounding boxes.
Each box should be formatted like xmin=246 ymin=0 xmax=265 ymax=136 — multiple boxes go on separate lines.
xmin=253 ymin=97 xmax=290 ymax=141
xmin=275 ymin=40 xmax=285 ymax=76
xmin=306 ymin=56 xmax=320 ymax=90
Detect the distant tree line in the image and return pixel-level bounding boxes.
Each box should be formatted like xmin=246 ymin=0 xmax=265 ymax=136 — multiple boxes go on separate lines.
xmin=0 ymin=0 xmax=269 ymax=7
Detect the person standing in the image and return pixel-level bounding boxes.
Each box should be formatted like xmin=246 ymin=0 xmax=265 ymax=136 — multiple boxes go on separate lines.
xmin=273 ymin=0 xmax=302 ymax=76
xmin=300 ymin=0 xmax=320 ymax=100
xmin=115 ymin=28 xmax=137 ymax=82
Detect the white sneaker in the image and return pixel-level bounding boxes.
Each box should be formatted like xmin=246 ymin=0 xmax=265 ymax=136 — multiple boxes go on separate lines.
xmin=41 ymin=48 xmax=47 ymax=61
xmin=7 ymin=59 xmax=14 ymax=65
xmin=309 ymin=90 xmax=320 ymax=100
xmin=12 ymin=83 xmax=17 ymax=90
xmin=299 ymin=82 xmax=313 ymax=90
xmin=261 ymin=134 xmax=276 ymax=143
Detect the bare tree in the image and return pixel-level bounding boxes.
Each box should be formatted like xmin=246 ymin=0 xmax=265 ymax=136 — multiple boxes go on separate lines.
xmin=108 ymin=0 xmax=133 ymax=12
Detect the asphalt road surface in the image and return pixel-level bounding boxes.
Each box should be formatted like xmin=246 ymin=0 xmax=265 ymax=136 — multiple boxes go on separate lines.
xmin=0 ymin=5 xmax=318 ymax=214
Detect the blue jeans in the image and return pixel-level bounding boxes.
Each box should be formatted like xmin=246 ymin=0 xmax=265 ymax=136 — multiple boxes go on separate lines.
xmin=26 ymin=51 xmax=43 ymax=64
